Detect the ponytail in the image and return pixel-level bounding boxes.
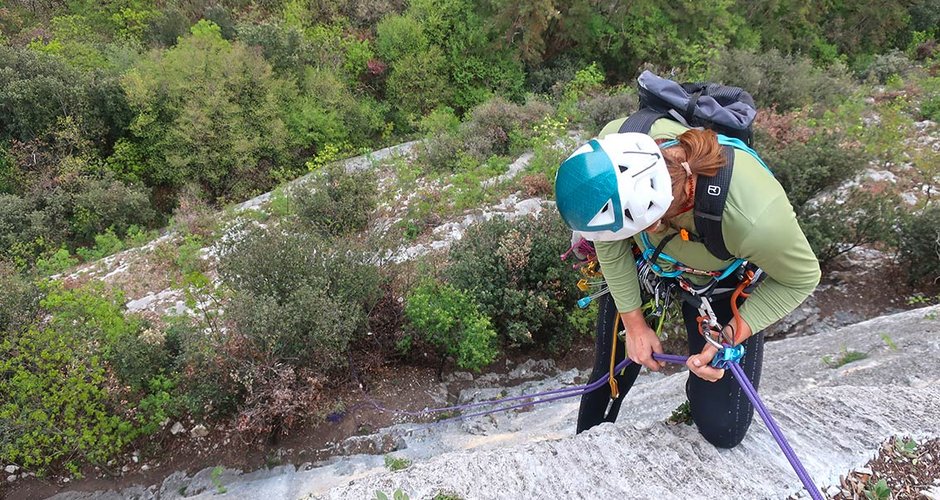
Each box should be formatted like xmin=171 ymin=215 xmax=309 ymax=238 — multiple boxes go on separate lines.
xmin=659 ymin=129 xmax=725 ymax=224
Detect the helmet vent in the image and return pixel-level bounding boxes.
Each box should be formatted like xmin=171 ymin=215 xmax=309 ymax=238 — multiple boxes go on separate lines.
xmin=624 ymin=208 xmax=633 ymax=222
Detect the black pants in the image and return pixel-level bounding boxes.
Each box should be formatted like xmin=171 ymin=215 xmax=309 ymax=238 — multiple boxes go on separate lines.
xmin=576 ymin=291 xmax=765 ymax=449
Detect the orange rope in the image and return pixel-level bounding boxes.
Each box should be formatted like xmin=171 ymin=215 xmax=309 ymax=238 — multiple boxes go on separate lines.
xmin=608 ymin=314 xmax=621 ymax=399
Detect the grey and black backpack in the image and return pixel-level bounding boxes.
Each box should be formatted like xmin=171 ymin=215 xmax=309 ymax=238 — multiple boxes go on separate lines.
xmin=618 ymin=71 xmax=761 ymax=260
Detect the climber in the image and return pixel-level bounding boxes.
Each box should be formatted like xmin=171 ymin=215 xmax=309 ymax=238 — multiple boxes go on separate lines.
xmin=554 ymin=117 xmax=820 ymax=448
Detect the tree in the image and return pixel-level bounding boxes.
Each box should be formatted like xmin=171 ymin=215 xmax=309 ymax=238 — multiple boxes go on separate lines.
xmin=116 ymin=20 xmax=292 ymax=202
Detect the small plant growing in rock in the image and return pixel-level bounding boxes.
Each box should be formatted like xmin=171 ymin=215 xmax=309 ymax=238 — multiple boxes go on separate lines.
xmin=374 ymin=489 xmax=410 ymax=500
xmin=384 ymin=455 xmax=411 ymax=472
xmin=863 ymin=478 xmax=891 ymax=500
xmin=894 ymin=437 xmax=917 ymax=458
xmin=823 ymin=347 xmax=869 ymax=368
xmin=210 ymin=466 xmax=227 ymax=494
xmin=667 ymin=400 xmax=693 ymax=426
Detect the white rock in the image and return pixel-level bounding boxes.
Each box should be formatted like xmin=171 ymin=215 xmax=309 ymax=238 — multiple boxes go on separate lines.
xmin=6 ymin=475 xmax=15 ymax=483
xmin=170 ymin=422 xmax=185 ymax=435
xmin=191 ymin=424 xmax=209 ymax=438
xmin=141 ymin=465 xmax=150 ymax=471
xmin=4 ymin=465 xmax=17 ymax=474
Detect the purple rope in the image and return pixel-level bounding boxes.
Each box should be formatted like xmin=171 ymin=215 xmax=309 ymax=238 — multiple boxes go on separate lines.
xmin=728 ymin=362 xmax=824 ymax=500
xmin=357 ymin=352 xmax=821 ymax=498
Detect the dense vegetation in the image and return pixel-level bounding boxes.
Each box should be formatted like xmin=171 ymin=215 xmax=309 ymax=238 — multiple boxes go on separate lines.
xmin=1 ymin=0 xmax=940 ymax=481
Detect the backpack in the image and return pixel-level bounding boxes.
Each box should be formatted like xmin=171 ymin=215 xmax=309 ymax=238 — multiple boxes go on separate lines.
xmin=617 ymin=71 xmax=761 ymax=261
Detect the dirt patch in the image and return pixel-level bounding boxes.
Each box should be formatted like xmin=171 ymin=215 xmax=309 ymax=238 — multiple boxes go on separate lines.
xmin=829 ymin=436 xmax=939 ymax=499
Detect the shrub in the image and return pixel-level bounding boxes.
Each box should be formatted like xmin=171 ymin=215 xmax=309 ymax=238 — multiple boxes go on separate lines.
xmin=386 ymin=47 xmax=450 ymax=124
xmin=403 ymin=280 xmax=498 ymax=373
xmin=860 ymin=50 xmax=917 ymax=84
xmin=0 ymin=260 xmax=40 ymax=332
xmin=214 ymin=224 xmax=382 ymax=435
xmin=577 ymin=90 xmax=638 ymax=134
xmin=228 ymin=285 xmax=357 ymax=370
xmin=284 ymin=67 xmax=385 ymax=151
xmin=801 ymin=190 xmax=900 ymax=265
xmin=217 ymin=223 xmax=382 ymax=319
xmin=445 ymin=214 xmax=581 ymax=352
xmin=763 ymin=132 xmax=870 ymax=208
xmin=75 ymin=227 xmax=124 ymax=261
xmin=291 ymin=163 xmax=378 ymax=237
xmin=897 ymin=206 xmax=940 ymax=285
xmin=708 ymin=49 xmax=854 ymax=111
xmin=0 ymin=285 xmax=161 ymax=473
xmin=35 ymin=247 xmax=79 ymax=276
xmin=119 ymin=20 xmax=292 ymax=202
xmin=375 ymin=14 xmax=428 ymax=63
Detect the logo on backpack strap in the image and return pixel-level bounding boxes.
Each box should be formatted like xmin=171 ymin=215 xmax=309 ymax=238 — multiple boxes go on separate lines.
xmin=707 ymin=185 xmax=721 ymax=196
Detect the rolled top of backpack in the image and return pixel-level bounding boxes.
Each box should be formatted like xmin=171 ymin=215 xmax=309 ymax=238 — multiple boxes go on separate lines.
xmin=637 ymin=71 xmax=757 ymax=133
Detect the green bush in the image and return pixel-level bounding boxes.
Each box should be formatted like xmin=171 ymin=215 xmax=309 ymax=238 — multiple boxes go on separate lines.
xmin=403 ymin=280 xmax=498 ymax=372
xmin=386 ymin=47 xmax=450 ymax=124
xmin=859 ymin=50 xmax=917 ymax=84
xmin=0 ymin=285 xmax=163 ymax=473
xmin=76 ymin=227 xmax=124 ymax=261
xmin=291 ymin=163 xmax=378 ymax=237
xmin=217 ymin=222 xmax=383 ymax=318
xmin=284 ymin=67 xmax=385 ymax=152
xmin=800 ymin=190 xmax=900 ymax=265
xmin=118 ymin=20 xmax=292 ymax=202
xmin=0 ymin=261 xmax=40 ymax=332
xmin=213 ymin=223 xmax=383 ymax=434
xmin=577 ymin=90 xmax=638 ymax=134
xmin=375 ymin=14 xmax=429 ymax=63
xmin=708 ymin=48 xmax=854 ymax=111
xmin=445 ymin=215 xmax=581 ymax=352
xmin=897 ymin=206 xmax=940 ymax=285
xmin=419 ymin=97 xmax=553 ymax=173
xmin=763 ymin=132 xmax=870 ymax=208
xmin=228 ymin=285 xmax=357 ymax=370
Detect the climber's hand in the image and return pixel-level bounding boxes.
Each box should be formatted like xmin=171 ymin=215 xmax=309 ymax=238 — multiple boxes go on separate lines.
xmin=687 ymin=344 xmax=724 ymax=382
xmin=621 ymin=309 xmax=665 ymax=372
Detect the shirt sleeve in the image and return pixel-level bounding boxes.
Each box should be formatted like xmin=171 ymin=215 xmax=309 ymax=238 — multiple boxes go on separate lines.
xmin=730 ymin=193 xmax=821 ymax=333
xmin=594 ymin=239 xmax=643 ymax=313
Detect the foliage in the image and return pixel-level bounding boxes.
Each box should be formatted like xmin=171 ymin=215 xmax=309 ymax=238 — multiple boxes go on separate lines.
xmin=801 ymin=190 xmax=900 ymax=265
xmin=284 ymin=67 xmax=385 ymax=153
xmin=214 ymin=222 xmax=383 ymax=434
xmin=864 ymin=478 xmax=891 ymax=500
xmin=403 ymin=280 xmax=498 ymax=372
xmin=383 ymin=454 xmax=411 ymax=471
xmin=860 ymin=50 xmax=917 ymax=84
xmin=0 ymin=46 xmax=131 ymax=151
xmin=375 ymin=489 xmax=411 ymax=500
xmin=667 ymin=400 xmax=693 ymax=425
xmin=823 ymin=347 xmax=869 ymax=368
xmin=75 ymin=227 xmax=124 ymax=261
xmin=0 ymin=285 xmax=167 ymax=473
xmin=896 ymin=205 xmax=940 ymax=285
xmin=291 ymin=163 xmax=378 ymax=237
xmin=0 ymin=261 xmax=40 ymax=332
xmin=708 ymin=48 xmax=853 ymax=111
xmin=117 ymin=20 xmax=292 ymax=202
xmin=763 ymin=133 xmax=869 ymax=208
xmin=445 ymin=215 xmax=581 ymax=352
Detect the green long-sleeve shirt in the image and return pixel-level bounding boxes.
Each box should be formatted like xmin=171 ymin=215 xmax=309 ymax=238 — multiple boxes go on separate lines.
xmin=593 ymin=118 xmax=821 ymax=333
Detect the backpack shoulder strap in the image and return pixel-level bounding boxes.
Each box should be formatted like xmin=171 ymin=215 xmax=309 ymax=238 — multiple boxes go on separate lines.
xmin=618 ymin=108 xmax=670 ymax=134
xmin=694 ymin=145 xmax=735 ymax=261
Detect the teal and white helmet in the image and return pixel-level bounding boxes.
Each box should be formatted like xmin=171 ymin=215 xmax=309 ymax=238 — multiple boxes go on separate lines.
xmin=554 ymin=133 xmax=673 ymax=242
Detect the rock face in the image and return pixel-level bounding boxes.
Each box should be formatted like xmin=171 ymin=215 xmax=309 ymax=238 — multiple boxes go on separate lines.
xmin=46 ymin=305 xmax=940 ymax=500
xmin=316 ymin=305 xmax=940 ymax=500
